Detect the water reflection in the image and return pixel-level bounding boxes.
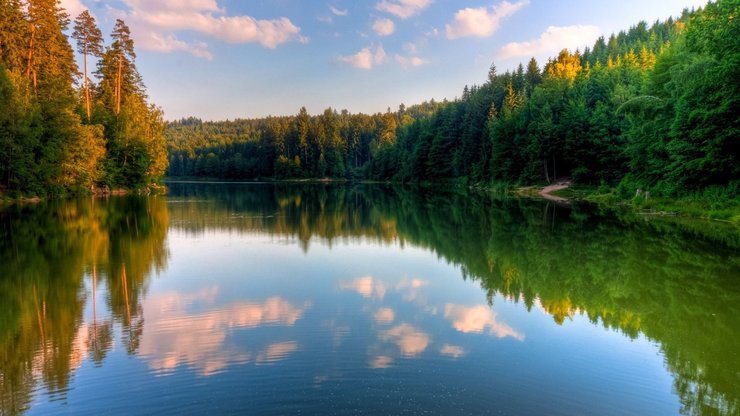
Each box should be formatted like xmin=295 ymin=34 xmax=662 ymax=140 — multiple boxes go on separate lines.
xmin=379 ymin=323 xmax=431 ymax=357
xmin=443 ymin=304 xmax=524 ymax=340
xmin=0 ymin=183 xmax=738 ymax=415
xmin=339 ymin=276 xmax=387 ymax=300
xmin=0 ymin=197 xmax=168 ymax=414
xmin=140 ymin=291 xmax=309 ymax=376
xmin=439 ymin=344 xmax=465 ymax=358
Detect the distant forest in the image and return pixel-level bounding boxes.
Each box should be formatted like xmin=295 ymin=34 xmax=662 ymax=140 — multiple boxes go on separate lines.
xmin=0 ymin=0 xmax=166 ymax=197
xmin=167 ymin=0 xmax=738 ymax=199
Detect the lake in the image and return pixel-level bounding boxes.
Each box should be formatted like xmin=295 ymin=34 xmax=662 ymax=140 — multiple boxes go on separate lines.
xmin=1 ymin=183 xmax=738 ymax=415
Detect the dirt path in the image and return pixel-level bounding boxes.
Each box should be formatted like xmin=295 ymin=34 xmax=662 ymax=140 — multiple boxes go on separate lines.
xmin=539 ymin=179 xmax=571 ymax=203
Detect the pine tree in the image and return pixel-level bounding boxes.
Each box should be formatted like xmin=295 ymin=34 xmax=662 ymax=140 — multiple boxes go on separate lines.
xmin=108 ymin=19 xmax=136 ymax=114
xmin=73 ymin=10 xmax=103 ymax=121
xmin=0 ymin=0 xmax=28 ymax=70
xmin=25 ymin=0 xmax=77 ymax=95
xmin=524 ymin=57 xmax=541 ymax=96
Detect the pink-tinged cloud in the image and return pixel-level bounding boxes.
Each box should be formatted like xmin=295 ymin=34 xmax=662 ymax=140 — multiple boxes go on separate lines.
xmin=374 ymin=307 xmax=396 ymax=324
xmin=60 ymin=0 xmax=88 ymax=18
xmin=376 ymin=0 xmax=432 ymax=19
xmin=255 ymin=342 xmax=299 ymax=364
xmin=444 ymin=304 xmax=524 ymax=340
xmin=373 ymin=18 xmax=396 ymax=36
xmin=339 ymin=275 xmax=389 ymax=296
xmin=497 ymin=25 xmax=601 ymax=59
xmin=446 ymin=0 xmax=528 ymax=39
xmin=141 ymin=290 xmax=310 ymax=376
xmin=439 ymin=344 xmax=465 ymax=358
xmin=112 ymin=0 xmax=305 ymax=59
xmin=380 ymin=323 xmax=430 ymax=356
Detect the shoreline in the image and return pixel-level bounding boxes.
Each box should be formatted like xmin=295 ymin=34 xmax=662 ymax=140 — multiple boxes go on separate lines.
xmin=4 ymin=178 xmax=737 ymax=224
xmin=0 ymin=183 xmax=167 ymax=205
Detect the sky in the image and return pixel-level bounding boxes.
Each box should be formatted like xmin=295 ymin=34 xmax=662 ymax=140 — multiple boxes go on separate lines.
xmin=61 ymin=0 xmax=709 ymax=121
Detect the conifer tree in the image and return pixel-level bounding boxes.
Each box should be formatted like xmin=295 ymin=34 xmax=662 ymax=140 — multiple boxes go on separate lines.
xmin=73 ymin=10 xmax=103 ymax=121
xmin=0 ymin=0 xmax=28 ymax=69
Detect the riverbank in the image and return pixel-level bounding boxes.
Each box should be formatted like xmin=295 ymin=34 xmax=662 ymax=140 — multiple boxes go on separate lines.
xmin=105 ymin=177 xmax=740 ymax=224
xmin=531 ymin=183 xmax=740 ymax=224
xmin=15 ymin=175 xmax=726 ymax=223
xmin=0 ymin=183 xmax=167 ymax=205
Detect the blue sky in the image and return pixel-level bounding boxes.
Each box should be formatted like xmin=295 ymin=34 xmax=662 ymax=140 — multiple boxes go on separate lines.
xmin=62 ymin=0 xmax=708 ymax=121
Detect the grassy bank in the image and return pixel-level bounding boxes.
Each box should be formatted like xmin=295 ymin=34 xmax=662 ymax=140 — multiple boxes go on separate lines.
xmin=548 ymin=184 xmax=740 ymax=223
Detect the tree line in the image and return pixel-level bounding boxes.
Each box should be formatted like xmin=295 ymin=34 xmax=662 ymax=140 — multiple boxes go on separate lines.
xmin=165 ymin=100 xmax=444 ymax=180
xmin=0 ymin=0 xmax=167 ymax=197
xmin=168 ymin=0 xmax=737 ymax=200
xmin=368 ymin=0 xmax=738 ymax=198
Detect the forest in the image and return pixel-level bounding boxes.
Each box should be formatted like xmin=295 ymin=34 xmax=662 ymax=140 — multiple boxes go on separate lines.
xmin=0 ymin=0 xmax=166 ymax=197
xmin=166 ymin=0 xmax=738 ymax=204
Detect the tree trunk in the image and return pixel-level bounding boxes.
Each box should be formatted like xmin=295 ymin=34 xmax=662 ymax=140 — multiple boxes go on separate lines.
xmin=543 ymin=159 xmax=550 ymax=184
xmin=84 ymin=35 xmax=91 ymax=121
xmin=116 ymin=50 xmax=122 ymax=114
xmin=26 ymin=25 xmax=35 ymax=80
xmin=553 ymin=156 xmax=557 ymax=181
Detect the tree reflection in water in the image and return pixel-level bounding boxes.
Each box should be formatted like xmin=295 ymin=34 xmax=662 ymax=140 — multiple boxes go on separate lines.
xmin=0 ymin=184 xmax=737 ymax=415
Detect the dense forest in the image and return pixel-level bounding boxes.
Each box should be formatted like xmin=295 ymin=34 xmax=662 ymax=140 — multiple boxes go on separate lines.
xmin=165 ymin=100 xmax=445 ymax=180
xmin=0 ymin=0 xmax=166 ymax=197
xmin=167 ymin=0 xmax=738 ymax=202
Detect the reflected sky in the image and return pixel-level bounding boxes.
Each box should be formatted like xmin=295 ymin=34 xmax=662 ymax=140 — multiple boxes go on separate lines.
xmin=140 ymin=289 xmax=310 ymax=376
xmin=52 ymin=228 xmax=675 ymax=416
xmin=146 ymin=230 xmax=523 ymax=376
xmin=3 ymin=185 xmax=738 ymax=415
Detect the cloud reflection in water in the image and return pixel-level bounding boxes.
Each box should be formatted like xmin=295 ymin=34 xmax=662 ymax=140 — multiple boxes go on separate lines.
xmin=444 ymin=304 xmax=524 ymax=340
xmin=140 ymin=289 xmax=310 ymax=376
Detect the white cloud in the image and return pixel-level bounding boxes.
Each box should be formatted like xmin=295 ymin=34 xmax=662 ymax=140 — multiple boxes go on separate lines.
xmin=376 ymin=0 xmax=432 ymax=19
xmin=380 ymin=323 xmax=430 ymax=356
xmin=143 ymin=32 xmax=214 ymax=59
xmin=112 ymin=0 xmax=305 ymax=59
xmin=395 ymin=54 xmax=429 ymax=68
xmin=60 ymin=0 xmax=88 ymax=18
xmin=373 ymin=18 xmax=395 ymax=36
xmin=141 ymin=291 xmax=311 ymax=376
xmin=340 ymin=275 xmax=388 ymax=297
xmin=374 ymin=308 xmax=396 ymax=324
xmin=497 ymin=25 xmax=601 ymax=59
xmin=337 ymin=45 xmax=387 ymax=70
xmin=439 ymin=344 xmax=465 ymax=358
xmin=444 ymin=304 xmax=524 ymax=340
xmin=329 ymin=5 xmax=348 ymax=16
xmin=446 ymin=0 xmax=528 ymax=39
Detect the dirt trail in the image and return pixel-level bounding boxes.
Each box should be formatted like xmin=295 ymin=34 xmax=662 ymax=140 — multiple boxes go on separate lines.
xmin=539 ymin=179 xmax=571 ymax=203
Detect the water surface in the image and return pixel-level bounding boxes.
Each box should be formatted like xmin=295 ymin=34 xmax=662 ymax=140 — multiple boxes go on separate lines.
xmin=1 ymin=183 xmax=738 ymax=415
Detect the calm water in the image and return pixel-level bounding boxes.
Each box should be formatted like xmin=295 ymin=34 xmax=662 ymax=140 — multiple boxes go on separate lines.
xmin=1 ymin=183 xmax=738 ymax=415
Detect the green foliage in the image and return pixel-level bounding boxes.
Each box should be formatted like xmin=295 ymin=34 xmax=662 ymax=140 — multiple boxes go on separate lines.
xmin=0 ymin=2 xmax=167 ymax=197
xmin=0 ymin=195 xmax=169 ymax=411
xmin=163 ymin=1 xmax=735 ymax=205
xmin=165 ymin=103 xmax=444 ymax=180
